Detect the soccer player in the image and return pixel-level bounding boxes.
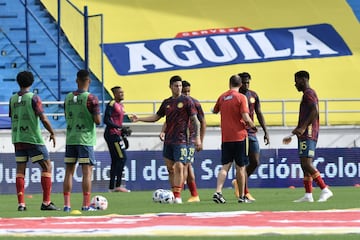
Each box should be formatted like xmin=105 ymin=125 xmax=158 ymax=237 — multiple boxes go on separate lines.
xmin=212 ymin=74 xmax=256 ymax=204
xmin=63 ymin=69 xmax=101 ymax=211
xmin=283 ymin=70 xmax=333 ymax=202
xmin=132 ymin=75 xmax=201 ymax=204
xmin=232 ymin=72 xmax=270 ymax=201
xmin=159 ymin=80 xmax=206 ymax=202
xmin=103 ymin=86 xmax=131 ymax=193
xmin=9 ymin=71 xmax=59 ymax=211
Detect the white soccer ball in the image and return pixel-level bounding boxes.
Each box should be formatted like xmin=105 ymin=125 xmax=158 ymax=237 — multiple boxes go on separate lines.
xmin=159 ymin=190 xmax=175 ymax=204
xmin=152 ymin=189 xmax=165 ymax=203
xmin=90 ymin=195 xmax=108 ymax=210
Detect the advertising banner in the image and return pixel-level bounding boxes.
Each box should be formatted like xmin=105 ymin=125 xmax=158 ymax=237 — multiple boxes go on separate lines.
xmin=1 ymin=148 xmax=359 ymax=194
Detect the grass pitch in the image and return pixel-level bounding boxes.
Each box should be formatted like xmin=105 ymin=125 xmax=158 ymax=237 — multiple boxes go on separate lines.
xmin=0 ymin=186 xmax=359 ymax=239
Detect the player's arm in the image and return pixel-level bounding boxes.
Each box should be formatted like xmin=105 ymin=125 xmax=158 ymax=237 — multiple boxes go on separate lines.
xmin=89 ymin=94 xmax=101 ymax=125
xmin=200 ymin=117 xmax=206 ymax=143
xmin=39 ymin=113 xmax=56 ymax=147
xmin=242 ymin=112 xmax=257 ymax=132
xmin=254 ymin=98 xmax=269 ymax=145
xmin=159 ymin=122 xmax=166 ymax=141
xmin=34 ymin=95 xmax=56 ymax=147
xmin=132 ymin=114 xmax=161 ymax=123
xmin=190 ymin=114 xmax=202 ymax=151
xmin=292 ymin=103 xmax=318 ymax=136
xmin=103 ymin=104 xmax=121 ymax=128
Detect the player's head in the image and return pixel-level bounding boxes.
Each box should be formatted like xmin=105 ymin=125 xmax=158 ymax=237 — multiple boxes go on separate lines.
xmin=229 ymin=74 xmax=242 ymax=88
xmin=238 ymin=72 xmax=251 ymax=93
xmin=169 ymin=75 xmax=182 ymax=86
xmin=182 ymin=80 xmax=191 ymax=96
xmin=111 ymin=86 xmax=124 ymax=101
xmin=76 ymin=69 xmax=91 ymax=88
xmin=77 ymin=69 xmax=91 ymax=82
xmin=294 ymin=70 xmax=310 ymax=92
xmin=169 ymin=75 xmax=182 ymax=97
xmin=16 ymin=71 xmax=34 ymax=88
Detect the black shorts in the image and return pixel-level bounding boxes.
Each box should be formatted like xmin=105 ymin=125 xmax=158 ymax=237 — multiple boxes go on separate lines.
xmin=221 ymin=139 xmax=249 ymax=167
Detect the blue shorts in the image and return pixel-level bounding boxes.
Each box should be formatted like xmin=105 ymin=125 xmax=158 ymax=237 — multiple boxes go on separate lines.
xmin=65 ymin=145 xmax=96 ymax=165
xmin=298 ymin=139 xmax=317 ymax=158
xmin=221 ymin=139 xmax=249 ymax=167
xmin=187 ymin=144 xmax=196 ymax=163
xmin=15 ymin=145 xmax=49 ymax=163
xmin=163 ymin=144 xmax=188 ymax=164
xmin=248 ymin=135 xmax=260 ymax=154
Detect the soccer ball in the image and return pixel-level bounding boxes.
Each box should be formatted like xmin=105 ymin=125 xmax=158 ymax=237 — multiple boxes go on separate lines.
xmin=90 ymin=195 xmax=108 ymax=210
xmin=152 ymin=189 xmax=165 ymax=203
xmin=159 ymin=190 xmax=175 ymax=204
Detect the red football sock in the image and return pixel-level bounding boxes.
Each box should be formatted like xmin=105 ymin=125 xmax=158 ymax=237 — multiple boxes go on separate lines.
xmin=41 ymin=172 xmax=52 ymax=204
xmin=172 ymin=186 xmax=182 ymax=198
xmin=16 ymin=175 xmax=25 ymax=205
xmin=187 ymin=181 xmax=198 ymax=197
xmin=312 ymin=171 xmax=327 ymax=189
xmin=83 ymin=192 xmax=91 ymax=207
xmin=303 ymin=176 xmax=313 ymax=193
xmin=63 ymin=192 xmax=71 ymax=207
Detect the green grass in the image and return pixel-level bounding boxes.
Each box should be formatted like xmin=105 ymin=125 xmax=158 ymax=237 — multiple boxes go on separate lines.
xmin=1 ymin=186 xmax=359 ymax=239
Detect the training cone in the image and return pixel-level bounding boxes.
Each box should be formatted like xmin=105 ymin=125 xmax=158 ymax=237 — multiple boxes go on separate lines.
xmin=70 ymin=210 xmax=82 ymax=215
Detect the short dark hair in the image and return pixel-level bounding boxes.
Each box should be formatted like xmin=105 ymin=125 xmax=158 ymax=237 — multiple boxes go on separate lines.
xmin=111 ymin=86 xmax=121 ymax=94
xmin=16 ymin=71 xmax=34 ymax=88
xmin=229 ymin=74 xmax=242 ymax=87
xmin=238 ymin=72 xmax=251 ymax=81
xmin=295 ymin=70 xmax=310 ymax=80
xmin=77 ymin=69 xmax=90 ymax=81
xmin=182 ymin=80 xmax=191 ymax=88
xmin=169 ymin=75 xmax=182 ymax=85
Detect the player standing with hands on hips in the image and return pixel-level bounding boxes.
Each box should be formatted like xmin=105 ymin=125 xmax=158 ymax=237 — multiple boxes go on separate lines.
xmin=283 ymin=70 xmax=333 ymax=202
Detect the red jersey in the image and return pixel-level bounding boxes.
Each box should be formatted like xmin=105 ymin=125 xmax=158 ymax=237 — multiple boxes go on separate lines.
xmin=213 ymin=89 xmax=249 ymax=142
xmin=298 ymin=88 xmax=319 ymax=141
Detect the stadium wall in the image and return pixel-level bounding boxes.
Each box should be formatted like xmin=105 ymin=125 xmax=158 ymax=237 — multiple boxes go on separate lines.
xmin=1 ymin=126 xmax=359 ymax=193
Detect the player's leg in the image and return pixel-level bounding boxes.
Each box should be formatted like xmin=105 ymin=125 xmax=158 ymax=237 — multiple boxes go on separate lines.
xmin=81 ymin=163 xmax=94 ymax=210
xmin=235 ymin=164 xmax=246 ymax=202
xmin=79 ymin=145 xmax=96 ymax=210
xmin=213 ymin=162 xmax=232 ymax=204
xmin=63 ymin=145 xmax=78 ymax=211
xmin=173 ymin=161 xmax=185 ymax=203
xmin=105 ymin=139 xmax=117 ymax=191
xmin=187 ymin=163 xmax=200 ymax=202
xmin=15 ymin=153 xmax=27 ymax=211
xmin=244 ymin=136 xmax=259 ymax=200
xmin=32 ymin=145 xmax=59 ymax=210
xmin=235 ymin=139 xmax=252 ymax=203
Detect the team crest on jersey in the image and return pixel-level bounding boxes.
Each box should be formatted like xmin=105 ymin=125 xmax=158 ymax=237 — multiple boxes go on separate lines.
xmin=177 ymin=102 xmax=184 ymax=108
xmin=250 ymin=97 xmax=256 ymax=104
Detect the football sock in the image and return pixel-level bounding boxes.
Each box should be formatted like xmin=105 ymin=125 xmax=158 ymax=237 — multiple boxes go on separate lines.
xmin=312 ymin=171 xmax=327 ymax=189
xmin=187 ymin=181 xmax=198 ymax=197
xmin=83 ymin=192 xmax=91 ymax=207
xmin=16 ymin=174 xmax=25 ymax=205
xmin=63 ymin=192 xmax=71 ymax=207
xmin=172 ymin=186 xmax=182 ymax=199
xmin=41 ymin=172 xmax=52 ymax=205
xmin=303 ymin=176 xmax=313 ymax=193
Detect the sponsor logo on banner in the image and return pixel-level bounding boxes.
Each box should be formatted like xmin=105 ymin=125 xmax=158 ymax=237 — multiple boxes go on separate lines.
xmin=103 ymin=24 xmax=352 ymax=76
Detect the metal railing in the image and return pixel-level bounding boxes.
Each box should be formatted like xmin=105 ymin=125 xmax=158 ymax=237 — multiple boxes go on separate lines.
xmin=1 ymin=98 xmax=360 ymax=127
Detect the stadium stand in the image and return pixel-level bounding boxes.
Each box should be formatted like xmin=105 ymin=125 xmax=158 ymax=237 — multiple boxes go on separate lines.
xmin=0 ymin=0 xmax=110 ymax=129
